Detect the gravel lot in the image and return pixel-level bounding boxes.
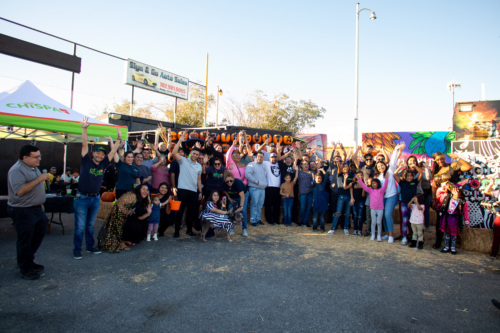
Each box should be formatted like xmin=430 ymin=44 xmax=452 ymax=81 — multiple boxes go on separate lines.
xmin=1 ymin=214 xmax=499 ymax=333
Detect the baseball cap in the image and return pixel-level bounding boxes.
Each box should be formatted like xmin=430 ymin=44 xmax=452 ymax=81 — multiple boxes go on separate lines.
xmin=270 ymin=153 xmax=278 ymax=158
xmin=93 ymin=146 xmax=106 ymax=153
xmin=269 ymin=143 xmax=276 ymax=147
xmin=50 ymin=167 xmax=57 ymax=171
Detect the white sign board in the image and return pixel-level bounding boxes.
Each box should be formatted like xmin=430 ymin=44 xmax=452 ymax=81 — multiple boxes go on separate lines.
xmin=124 ymin=59 xmax=189 ymax=100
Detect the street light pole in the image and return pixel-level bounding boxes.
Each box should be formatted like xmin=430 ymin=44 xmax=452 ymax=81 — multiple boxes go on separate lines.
xmin=355 ymin=2 xmax=376 ymax=147
xmin=216 ymin=86 xmax=223 ymax=126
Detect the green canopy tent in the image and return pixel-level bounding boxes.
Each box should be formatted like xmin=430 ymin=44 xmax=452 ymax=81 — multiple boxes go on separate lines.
xmin=0 ymin=80 xmax=128 ymax=171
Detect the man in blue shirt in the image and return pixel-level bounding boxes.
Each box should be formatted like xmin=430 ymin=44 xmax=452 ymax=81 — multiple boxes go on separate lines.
xmin=73 ymin=117 xmax=121 ymax=259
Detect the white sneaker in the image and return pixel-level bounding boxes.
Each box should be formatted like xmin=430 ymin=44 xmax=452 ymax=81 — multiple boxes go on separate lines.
xmin=370 ymin=235 xmax=375 ymax=241
xmin=344 ymin=229 xmax=349 ymax=235
xmin=327 ymin=230 xmax=335 ymax=235
xmin=377 ymin=235 xmax=382 ymax=242
xmin=388 ymin=236 xmax=394 ymax=243
xmin=351 ymin=231 xmax=357 ymax=236
xmin=242 ymin=229 xmax=248 ymax=237
xmin=401 ymin=237 xmax=407 ymax=245
xmin=153 ymin=233 xmax=158 ymax=241
xmin=381 ymin=235 xmax=389 ymax=240
xmin=146 ymin=234 xmax=151 ymax=242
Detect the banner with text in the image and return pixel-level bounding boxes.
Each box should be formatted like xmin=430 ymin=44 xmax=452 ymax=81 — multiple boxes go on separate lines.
xmin=124 ymin=59 xmax=189 ymax=100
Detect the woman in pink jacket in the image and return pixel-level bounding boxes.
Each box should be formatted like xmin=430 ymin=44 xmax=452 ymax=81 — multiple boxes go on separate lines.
xmin=357 ymin=173 xmax=389 ymax=242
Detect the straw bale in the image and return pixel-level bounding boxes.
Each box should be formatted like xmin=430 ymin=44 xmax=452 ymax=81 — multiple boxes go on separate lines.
xmin=97 ymin=201 xmax=114 ymax=220
xmin=460 ymin=227 xmax=493 ymax=254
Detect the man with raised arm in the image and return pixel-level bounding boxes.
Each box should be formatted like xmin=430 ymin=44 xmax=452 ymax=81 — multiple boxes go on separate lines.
xmin=172 ymin=131 xmax=203 ymax=238
xmin=73 ymin=117 xmax=121 ymax=260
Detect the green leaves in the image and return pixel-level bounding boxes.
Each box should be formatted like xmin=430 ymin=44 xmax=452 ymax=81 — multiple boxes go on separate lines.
xmin=235 ymin=91 xmax=326 ymax=135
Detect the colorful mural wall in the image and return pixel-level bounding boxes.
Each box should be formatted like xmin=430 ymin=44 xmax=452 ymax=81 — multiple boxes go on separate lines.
xmin=362 ymin=131 xmax=454 ymax=164
xmin=453 ymin=100 xmax=500 ymax=141
xmin=452 ymin=140 xmax=500 ymax=230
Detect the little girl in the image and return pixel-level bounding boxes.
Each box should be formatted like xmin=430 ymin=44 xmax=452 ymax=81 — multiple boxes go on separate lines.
xmin=439 ymin=184 xmax=469 ymax=254
xmin=280 ymin=166 xmax=298 ymax=227
xmin=364 ymin=177 xmax=373 ymax=237
xmin=393 ymin=164 xmax=423 ymax=245
xmin=357 ymin=174 xmax=389 ymax=241
xmin=199 ymin=191 xmax=241 ymax=242
xmin=311 ymin=169 xmax=329 ymax=231
xmin=408 ymin=195 xmax=425 ymax=249
xmin=147 ymin=195 xmax=161 ymax=241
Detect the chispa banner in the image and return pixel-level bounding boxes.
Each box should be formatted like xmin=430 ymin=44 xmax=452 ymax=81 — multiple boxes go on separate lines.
xmin=124 ymin=59 xmax=189 ymax=100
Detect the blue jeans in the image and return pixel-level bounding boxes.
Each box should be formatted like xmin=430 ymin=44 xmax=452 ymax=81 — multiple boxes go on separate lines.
xmin=73 ymin=194 xmax=101 ymax=252
xmin=331 ymin=194 xmax=351 ymax=230
xmin=312 ymin=211 xmax=325 ymax=227
xmin=300 ymin=193 xmax=313 ymax=225
xmin=383 ymin=194 xmax=398 ymax=233
xmin=283 ymin=197 xmax=294 ymax=225
xmin=352 ymin=201 xmax=365 ymax=231
xmin=228 ymin=191 xmax=249 ymax=229
xmin=249 ymin=187 xmax=265 ymax=224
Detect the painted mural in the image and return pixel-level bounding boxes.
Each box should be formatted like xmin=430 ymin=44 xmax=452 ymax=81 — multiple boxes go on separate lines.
xmin=453 ymin=100 xmax=500 ymax=141
xmin=362 ymin=131 xmax=454 ymax=164
xmin=451 ymin=140 xmax=500 ymax=230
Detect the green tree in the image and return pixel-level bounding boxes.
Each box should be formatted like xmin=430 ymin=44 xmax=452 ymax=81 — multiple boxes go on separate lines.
xmin=101 ymin=99 xmax=162 ymax=120
xmin=158 ymin=85 xmax=215 ymax=126
xmin=226 ymin=90 xmax=326 ymax=135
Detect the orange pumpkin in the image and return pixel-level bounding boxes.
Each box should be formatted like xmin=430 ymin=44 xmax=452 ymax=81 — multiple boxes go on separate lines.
xmin=170 ymin=131 xmax=177 ymax=141
xmin=222 ymin=144 xmax=230 ymax=152
xmin=200 ymin=131 xmax=208 ymax=140
xmin=221 ymin=132 xmax=231 ymax=143
xmin=252 ymin=133 xmax=262 ymax=144
xmin=231 ymin=132 xmax=238 ymax=141
xmin=245 ymin=134 xmax=252 ymax=143
xmin=283 ymin=135 xmax=293 ymax=145
xmin=101 ymin=192 xmax=116 ymax=202
xmin=211 ymin=133 xmax=220 ymax=142
xmin=177 ymin=131 xmax=185 ymax=140
xmin=252 ymin=143 xmax=260 ymax=153
xmin=273 ymin=134 xmax=283 ymax=144
xmin=189 ymin=132 xmax=199 ymax=139
xmin=262 ymin=134 xmax=271 ymax=143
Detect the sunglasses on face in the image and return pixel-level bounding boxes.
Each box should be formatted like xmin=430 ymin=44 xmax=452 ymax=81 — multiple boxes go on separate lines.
xmin=214 ymin=163 xmax=221 ymax=165
xmin=226 ymin=180 xmax=234 ymax=184
xmin=366 ymin=158 xmax=373 ymax=161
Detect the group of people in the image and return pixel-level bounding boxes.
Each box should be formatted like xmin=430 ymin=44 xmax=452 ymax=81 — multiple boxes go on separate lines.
xmin=10 ymin=118 xmax=500 ymax=282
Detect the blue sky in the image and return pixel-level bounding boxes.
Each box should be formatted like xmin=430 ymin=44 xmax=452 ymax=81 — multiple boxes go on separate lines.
xmin=1 ymin=0 xmax=499 ymax=145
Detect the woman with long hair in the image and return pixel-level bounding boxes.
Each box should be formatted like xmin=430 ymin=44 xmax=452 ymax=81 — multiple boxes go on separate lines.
xmin=431 ymin=151 xmax=472 ymax=248
xmin=114 ymin=151 xmax=140 ymax=199
xmin=98 ymin=184 xmax=150 ymax=252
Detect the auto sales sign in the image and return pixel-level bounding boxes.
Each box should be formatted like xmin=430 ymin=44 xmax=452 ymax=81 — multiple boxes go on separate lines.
xmin=125 ymin=59 xmax=189 ymax=100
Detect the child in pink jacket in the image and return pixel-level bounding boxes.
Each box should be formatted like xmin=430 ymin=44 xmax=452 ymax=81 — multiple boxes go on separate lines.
xmin=357 ymin=174 xmax=389 ymax=241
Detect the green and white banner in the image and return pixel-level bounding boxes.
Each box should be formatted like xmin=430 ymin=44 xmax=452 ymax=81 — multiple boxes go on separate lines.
xmin=0 ymin=80 xmax=127 ymax=141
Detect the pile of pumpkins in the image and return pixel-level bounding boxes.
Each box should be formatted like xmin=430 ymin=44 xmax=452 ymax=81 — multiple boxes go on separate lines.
xmin=168 ymin=131 xmax=293 ymax=153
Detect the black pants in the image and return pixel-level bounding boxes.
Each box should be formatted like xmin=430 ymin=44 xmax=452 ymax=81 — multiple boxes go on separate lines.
xmin=10 ymin=205 xmax=49 ymax=275
xmin=175 ymin=189 xmax=198 ymax=235
xmin=265 ymin=187 xmax=281 ymax=224
xmin=327 ymin=192 xmax=339 ymax=225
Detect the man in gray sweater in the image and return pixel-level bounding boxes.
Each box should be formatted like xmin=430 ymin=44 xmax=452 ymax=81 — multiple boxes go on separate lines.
xmin=245 ymin=152 xmax=268 ymax=226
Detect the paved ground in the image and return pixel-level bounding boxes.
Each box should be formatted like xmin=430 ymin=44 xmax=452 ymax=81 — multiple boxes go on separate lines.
xmin=1 ymin=215 xmax=499 ymax=333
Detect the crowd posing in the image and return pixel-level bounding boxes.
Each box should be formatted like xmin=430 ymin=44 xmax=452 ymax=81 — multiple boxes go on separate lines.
xmin=12 ymin=118 xmax=498 ymax=282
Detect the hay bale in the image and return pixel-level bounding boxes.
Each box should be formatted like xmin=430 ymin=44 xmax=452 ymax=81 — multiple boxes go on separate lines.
xmin=460 ymin=227 xmax=493 ymax=254
xmin=97 ymin=201 xmax=114 ymax=220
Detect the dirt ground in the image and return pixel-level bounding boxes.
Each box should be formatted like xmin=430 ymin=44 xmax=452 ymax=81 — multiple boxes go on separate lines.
xmin=1 ymin=215 xmax=499 ymax=332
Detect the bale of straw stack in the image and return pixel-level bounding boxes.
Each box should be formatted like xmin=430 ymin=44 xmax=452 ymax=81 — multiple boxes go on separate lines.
xmin=460 ymin=227 xmax=493 ymax=253
xmin=97 ymin=201 xmax=114 ymax=220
